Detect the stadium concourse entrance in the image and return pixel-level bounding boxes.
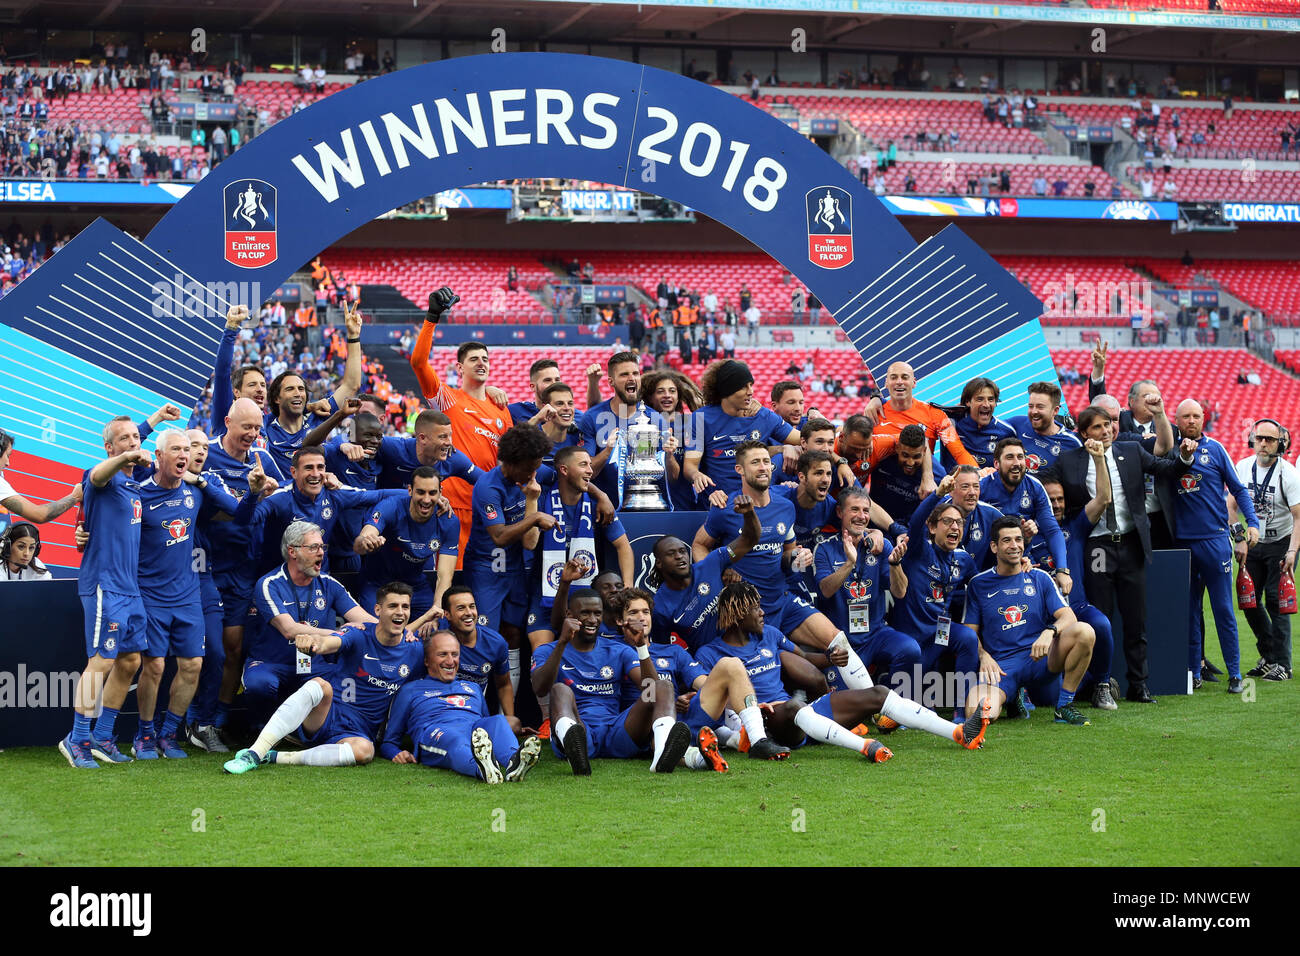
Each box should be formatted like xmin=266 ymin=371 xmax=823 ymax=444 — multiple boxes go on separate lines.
xmin=0 ymin=53 xmax=1139 ymax=744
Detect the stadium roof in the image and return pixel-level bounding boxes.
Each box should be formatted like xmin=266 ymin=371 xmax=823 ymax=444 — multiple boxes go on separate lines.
xmin=8 ymin=0 xmax=1299 ymax=54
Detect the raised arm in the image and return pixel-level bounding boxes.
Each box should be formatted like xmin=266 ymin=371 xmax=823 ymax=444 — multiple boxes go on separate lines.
xmin=1082 ymin=439 xmax=1112 ymax=525
xmin=330 ymin=300 xmax=364 ymax=406
xmin=410 ymin=289 xmax=460 ymax=409
xmin=210 ymin=305 xmax=246 ymax=431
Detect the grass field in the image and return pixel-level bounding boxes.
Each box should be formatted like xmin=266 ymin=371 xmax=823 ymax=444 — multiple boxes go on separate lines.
xmin=3 ymin=604 xmax=1298 ymax=867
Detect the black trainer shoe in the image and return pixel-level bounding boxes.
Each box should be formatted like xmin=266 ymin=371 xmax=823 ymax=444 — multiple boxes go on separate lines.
xmin=1227 ymin=677 xmax=1244 ymax=694
xmin=652 ymin=722 xmax=690 ymax=773
xmin=747 ymin=737 xmax=791 ymax=760
xmin=1246 ymin=659 xmax=1270 ymax=678
xmin=1005 ymin=686 xmax=1031 ymax=719
xmin=1125 ymin=682 xmax=1157 ymax=703
xmin=560 ymin=723 xmax=590 ymax=776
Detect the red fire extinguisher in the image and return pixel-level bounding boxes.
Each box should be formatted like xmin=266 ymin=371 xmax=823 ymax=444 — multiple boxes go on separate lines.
xmin=1280 ymin=570 xmax=1297 ymax=615
xmin=1236 ymin=562 xmax=1257 ymax=610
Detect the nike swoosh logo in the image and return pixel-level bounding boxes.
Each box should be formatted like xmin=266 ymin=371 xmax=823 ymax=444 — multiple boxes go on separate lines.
xmin=561 ymin=664 xmax=577 ymax=671
xmin=363 ymin=654 xmax=380 ymax=661
xmin=986 ymin=592 xmax=998 ymax=598
xmin=149 ymin=502 xmax=167 ymax=510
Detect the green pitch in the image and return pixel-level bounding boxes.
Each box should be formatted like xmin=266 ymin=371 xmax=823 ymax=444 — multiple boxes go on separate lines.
xmin=3 ymin=604 xmax=1297 ymax=867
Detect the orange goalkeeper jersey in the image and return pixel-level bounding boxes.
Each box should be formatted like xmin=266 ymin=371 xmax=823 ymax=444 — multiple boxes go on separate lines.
xmin=873 ymin=399 xmax=975 ymax=467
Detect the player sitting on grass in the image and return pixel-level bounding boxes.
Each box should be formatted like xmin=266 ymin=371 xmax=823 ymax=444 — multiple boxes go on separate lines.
xmin=612 ymin=587 xmax=790 ymax=768
xmin=381 ymin=630 xmax=542 ymax=783
xmin=963 ymin=517 xmax=1097 ymax=726
xmin=530 ymin=587 xmax=690 ymax=776
xmin=223 ymin=582 xmax=425 ymax=773
xmin=696 ymin=583 xmax=991 ymax=760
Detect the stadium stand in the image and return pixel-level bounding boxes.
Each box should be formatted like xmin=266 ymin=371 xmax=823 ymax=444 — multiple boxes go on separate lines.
xmin=1140 ymin=258 xmax=1300 ymax=326
xmin=1124 ymin=166 xmax=1300 ymax=203
xmin=776 ymin=94 xmax=1051 ymax=155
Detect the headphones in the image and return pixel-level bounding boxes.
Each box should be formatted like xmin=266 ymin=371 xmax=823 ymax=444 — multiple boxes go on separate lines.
xmin=0 ymin=521 xmax=41 ymax=566
xmin=1248 ymin=418 xmax=1291 ymax=456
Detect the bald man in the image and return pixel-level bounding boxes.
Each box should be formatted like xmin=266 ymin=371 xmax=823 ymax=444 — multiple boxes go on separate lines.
xmin=865 ymin=362 xmax=975 ymax=467
xmin=1168 ymin=399 xmax=1259 ymax=692
xmin=201 ymin=397 xmax=286 ymax=738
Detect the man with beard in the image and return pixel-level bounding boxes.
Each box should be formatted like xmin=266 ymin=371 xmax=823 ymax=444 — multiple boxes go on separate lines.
xmin=238 ymin=521 xmax=377 ymax=723
xmin=209 ymin=305 xmax=269 ymax=431
xmin=683 ymin=359 xmax=800 ymax=502
xmin=382 ymin=631 xmax=542 ymax=784
xmin=580 ymin=351 xmax=674 ymax=508
xmin=526 ymin=445 xmax=633 ymax=649
xmin=1005 ymin=381 xmax=1081 ymax=476
xmin=870 ymin=424 xmax=946 ymax=526
xmin=978 ymin=437 xmax=1070 ymax=595
xmin=648 ymin=496 xmax=760 ymax=652
xmin=693 ymin=442 xmax=876 ymax=690
xmin=814 ymin=487 xmax=919 ymax=694
xmin=260 ymin=300 xmax=364 ymax=476
xmin=1169 ymin=399 xmax=1259 ymax=692
xmin=223 ymin=581 xmax=421 ymax=773
xmin=773 ymin=450 xmax=883 ymax=599
xmin=509 ymin=358 xmax=563 ymax=425
xmin=963 ymin=518 xmax=1097 ymax=726
xmin=949 ymin=377 xmax=1016 ymax=470
xmin=772 ymin=418 xmax=857 ymax=492
xmin=440 ymin=586 xmax=517 ymax=730
xmin=353 ymin=466 xmax=459 ymax=623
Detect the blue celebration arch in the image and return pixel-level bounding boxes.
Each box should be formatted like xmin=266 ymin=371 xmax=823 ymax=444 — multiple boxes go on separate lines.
xmin=0 ymin=52 xmax=1053 ymax=573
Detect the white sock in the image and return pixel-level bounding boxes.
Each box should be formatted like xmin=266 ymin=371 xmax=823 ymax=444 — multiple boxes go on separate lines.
xmin=508 ymin=648 xmax=520 ymax=694
xmin=794 ymin=701 xmax=869 ymax=753
xmin=274 ymin=743 xmax=355 ymax=766
xmin=251 ymin=680 xmax=323 ymax=758
xmin=554 ymin=716 xmax=577 ymax=744
xmin=738 ymin=705 xmax=768 ymax=745
xmin=880 ymin=689 xmax=959 ymax=742
xmin=683 ymin=747 xmax=706 ymax=770
xmin=649 ymin=715 xmax=674 ymax=770
xmin=715 ymin=725 xmax=742 ymax=750
xmin=830 ymin=632 xmax=873 ymax=689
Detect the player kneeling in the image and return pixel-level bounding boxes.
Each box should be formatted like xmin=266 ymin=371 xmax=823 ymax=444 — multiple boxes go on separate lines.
xmin=223 ymin=583 xmax=424 ymax=773
xmin=698 ymin=583 xmax=991 ymax=760
xmin=612 ymin=587 xmax=790 ymax=768
xmin=963 ymin=517 xmax=1096 ymax=726
xmin=531 ymin=587 xmax=689 ymax=776
xmin=381 ymin=631 xmax=542 ymax=783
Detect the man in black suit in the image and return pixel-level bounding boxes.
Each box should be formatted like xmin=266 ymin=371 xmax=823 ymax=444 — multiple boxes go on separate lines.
xmin=1052 ymin=405 xmax=1196 ymax=703
xmin=1086 ymin=342 xmax=1176 ymax=549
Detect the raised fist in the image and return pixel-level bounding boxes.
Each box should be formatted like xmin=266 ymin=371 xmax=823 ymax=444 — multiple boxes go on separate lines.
xmin=426 ymin=287 xmax=460 ymax=324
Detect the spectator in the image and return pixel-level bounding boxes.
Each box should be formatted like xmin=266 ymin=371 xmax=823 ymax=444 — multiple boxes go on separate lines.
xmin=1031 ymin=174 xmax=1048 ymax=197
